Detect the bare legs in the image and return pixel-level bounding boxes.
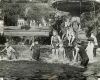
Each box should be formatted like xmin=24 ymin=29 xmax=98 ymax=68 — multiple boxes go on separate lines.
xmin=52 ymin=48 xmax=59 ymax=58
xmin=68 ymin=36 xmax=75 ymax=46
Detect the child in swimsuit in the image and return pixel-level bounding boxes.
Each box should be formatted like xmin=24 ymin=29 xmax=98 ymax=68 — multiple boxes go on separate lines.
xmin=0 ymin=42 xmax=16 ymax=60
xmin=51 ymin=30 xmax=61 ymax=58
xmin=58 ymin=43 xmax=66 ymax=59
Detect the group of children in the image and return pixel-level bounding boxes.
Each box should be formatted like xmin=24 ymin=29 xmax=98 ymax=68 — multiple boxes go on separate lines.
xmin=0 ymin=40 xmax=40 ymax=61
xmin=0 ymin=30 xmax=65 ymax=61
xmin=0 ymin=29 xmax=97 ymax=69
xmin=51 ymin=30 xmax=79 ymax=63
xmin=51 ymin=29 xmax=98 ymax=68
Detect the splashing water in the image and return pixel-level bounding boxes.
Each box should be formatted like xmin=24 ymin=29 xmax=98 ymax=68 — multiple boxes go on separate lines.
xmin=14 ymin=45 xmax=33 ymax=60
xmin=0 ymin=45 xmax=73 ymax=64
xmin=15 ymin=45 xmax=70 ymax=63
xmin=18 ymin=49 xmax=32 ymax=60
xmin=42 ymin=53 xmax=70 ymax=64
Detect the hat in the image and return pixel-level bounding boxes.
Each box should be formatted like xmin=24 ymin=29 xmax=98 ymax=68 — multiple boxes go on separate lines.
xmin=77 ymin=41 xmax=81 ymax=45
xmin=88 ymin=37 xmax=94 ymax=41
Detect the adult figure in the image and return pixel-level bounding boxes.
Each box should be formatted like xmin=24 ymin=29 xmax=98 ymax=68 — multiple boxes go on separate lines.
xmin=91 ymin=32 xmax=98 ymax=46
xmin=52 ymin=14 xmax=63 ymax=37
xmin=51 ymin=30 xmax=61 ymax=58
xmin=91 ymin=32 xmax=98 ymax=57
xmin=76 ymin=42 xmax=89 ymax=68
xmin=61 ymin=17 xmax=72 ymax=33
xmin=86 ymin=38 xmax=94 ymax=63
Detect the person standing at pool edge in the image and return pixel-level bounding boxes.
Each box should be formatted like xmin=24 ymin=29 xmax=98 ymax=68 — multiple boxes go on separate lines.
xmin=76 ymin=42 xmax=89 ymax=68
xmin=51 ymin=30 xmax=61 ymax=58
xmin=86 ymin=38 xmax=94 ymax=63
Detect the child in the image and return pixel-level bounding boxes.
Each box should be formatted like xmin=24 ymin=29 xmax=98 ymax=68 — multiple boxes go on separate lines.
xmin=58 ymin=43 xmax=66 ymax=59
xmin=65 ymin=18 xmax=71 ymax=28
xmin=0 ymin=42 xmax=16 ymax=60
xmin=51 ymin=30 xmax=61 ymax=58
xmin=30 ymin=40 xmax=40 ymax=61
xmin=66 ymin=26 xmax=75 ymax=46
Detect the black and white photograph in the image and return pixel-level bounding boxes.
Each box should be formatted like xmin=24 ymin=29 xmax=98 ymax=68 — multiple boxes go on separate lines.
xmin=0 ymin=0 xmax=100 ymax=80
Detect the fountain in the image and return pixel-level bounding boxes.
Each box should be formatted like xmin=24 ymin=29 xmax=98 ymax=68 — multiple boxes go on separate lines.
xmin=51 ymin=0 xmax=100 ymax=41
xmin=51 ymin=0 xmax=100 ymax=79
xmin=2 ymin=0 xmax=100 ymax=62
xmin=52 ymin=0 xmax=100 ymax=16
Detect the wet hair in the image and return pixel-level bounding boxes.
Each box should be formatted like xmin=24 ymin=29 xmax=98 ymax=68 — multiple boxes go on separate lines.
xmin=76 ymin=40 xmax=81 ymax=45
xmin=53 ymin=30 xmax=58 ymax=35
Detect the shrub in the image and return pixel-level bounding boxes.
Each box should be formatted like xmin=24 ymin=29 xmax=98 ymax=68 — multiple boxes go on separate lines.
xmin=21 ymin=25 xmax=30 ymax=30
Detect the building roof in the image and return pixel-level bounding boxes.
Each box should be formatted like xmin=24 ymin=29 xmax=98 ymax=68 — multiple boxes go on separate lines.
xmin=18 ymin=18 xmax=25 ymax=21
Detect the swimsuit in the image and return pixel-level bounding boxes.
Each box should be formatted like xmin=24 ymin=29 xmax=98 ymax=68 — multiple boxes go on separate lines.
xmin=52 ymin=35 xmax=60 ymax=49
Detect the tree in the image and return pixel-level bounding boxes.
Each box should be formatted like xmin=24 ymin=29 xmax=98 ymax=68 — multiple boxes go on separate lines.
xmin=3 ymin=3 xmax=25 ymax=26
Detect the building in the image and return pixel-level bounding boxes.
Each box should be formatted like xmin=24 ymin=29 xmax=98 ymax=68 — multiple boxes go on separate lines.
xmin=17 ymin=18 xmax=25 ymax=28
xmin=30 ymin=20 xmax=36 ymax=28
